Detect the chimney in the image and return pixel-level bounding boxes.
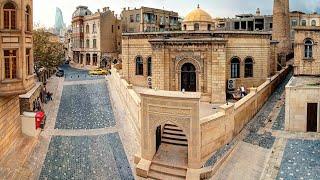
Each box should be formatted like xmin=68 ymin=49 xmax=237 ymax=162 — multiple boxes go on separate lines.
xmin=97 ymin=9 xmax=100 ymax=13
xmin=128 ymin=7 xmax=130 ymax=10
xmin=112 ymin=11 xmax=114 ymax=15
xmin=123 ymin=7 xmax=126 ymax=11
xmin=107 ymin=7 xmax=110 ymax=10
xmin=103 ymin=7 xmax=107 ymax=12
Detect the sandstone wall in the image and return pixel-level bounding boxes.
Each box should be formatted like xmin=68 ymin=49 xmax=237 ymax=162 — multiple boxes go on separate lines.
xmin=0 ymin=96 xmax=21 ymax=158
xmin=109 ymin=68 xmax=141 ymax=137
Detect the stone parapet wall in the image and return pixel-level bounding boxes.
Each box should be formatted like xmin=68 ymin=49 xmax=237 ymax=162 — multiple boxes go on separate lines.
xmin=0 ymin=96 xmax=21 ymax=158
xmin=109 ymin=68 xmax=141 ymax=137
xmin=199 ymin=66 xmax=290 ymax=164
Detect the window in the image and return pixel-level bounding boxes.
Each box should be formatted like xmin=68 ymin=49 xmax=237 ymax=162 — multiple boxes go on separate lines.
xmin=26 ymin=49 xmax=32 ymax=75
xmin=136 ymin=14 xmax=140 ymax=22
xmin=301 ymin=20 xmax=307 ymax=26
xmin=135 ymin=56 xmax=143 ymax=75
xmin=184 ymin=24 xmax=187 ymax=30
xmin=194 ymin=23 xmax=199 ymax=31
xmin=86 ymin=24 xmax=90 ymax=33
xmin=86 ymin=54 xmax=91 ymax=65
xmin=4 ymin=2 xmax=16 ymax=30
xmin=130 ymin=15 xmax=134 ymax=22
xmin=147 ymin=57 xmax=152 ymax=76
xmin=244 ymin=58 xmax=253 ymax=78
xmin=93 ymin=54 xmax=98 ymax=66
xmin=86 ymin=39 xmax=90 ymax=48
xmin=25 ymin=6 xmax=31 ymax=31
xmin=93 ymin=39 xmax=97 ymax=48
xmin=92 ymin=24 xmax=96 ymax=33
xmin=231 ymin=57 xmax=240 ymax=78
xmin=208 ymin=24 xmax=211 ymax=31
xmin=304 ymin=39 xmax=313 ymax=59
xmin=311 ymin=20 xmax=316 ymax=26
xmin=291 ymin=19 xmax=297 ymax=27
xmin=4 ymin=50 xmax=17 ymax=79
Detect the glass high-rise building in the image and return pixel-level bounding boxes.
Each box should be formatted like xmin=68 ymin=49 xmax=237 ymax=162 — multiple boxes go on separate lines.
xmin=55 ymin=7 xmax=66 ymax=35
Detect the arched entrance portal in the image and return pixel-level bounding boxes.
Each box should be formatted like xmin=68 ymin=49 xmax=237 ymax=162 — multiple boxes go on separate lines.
xmin=181 ymin=63 xmax=196 ymax=92
xmin=154 ymin=123 xmax=188 ymax=167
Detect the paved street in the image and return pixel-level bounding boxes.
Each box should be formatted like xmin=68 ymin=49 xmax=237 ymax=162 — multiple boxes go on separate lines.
xmin=23 ymin=65 xmax=138 ymax=179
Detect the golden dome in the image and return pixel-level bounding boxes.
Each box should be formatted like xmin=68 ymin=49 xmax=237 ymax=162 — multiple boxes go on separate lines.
xmin=184 ymin=5 xmax=212 ymax=23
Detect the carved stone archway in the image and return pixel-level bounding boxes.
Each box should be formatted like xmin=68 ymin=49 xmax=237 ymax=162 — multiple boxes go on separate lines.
xmin=175 ymin=58 xmax=202 ymax=92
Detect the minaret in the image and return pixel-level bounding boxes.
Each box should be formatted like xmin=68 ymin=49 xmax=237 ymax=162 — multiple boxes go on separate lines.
xmin=272 ymin=0 xmax=291 ymax=54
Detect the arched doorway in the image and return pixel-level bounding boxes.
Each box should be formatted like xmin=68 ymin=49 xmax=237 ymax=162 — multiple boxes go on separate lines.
xmin=181 ymin=63 xmax=196 ymax=92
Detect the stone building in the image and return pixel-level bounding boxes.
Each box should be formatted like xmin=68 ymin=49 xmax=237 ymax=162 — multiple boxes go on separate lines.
xmin=121 ymin=6 xmax=179 ymax=33
xmin=285 ymin=26 xmax=320 ymax=133
xmin=220 ymin=8 xmax=273 ymax=32
xmin=0 ymin=0 xmax=36 ymax=157
xmin=122 ymin=7 xmax=278 ymax=104
xmin=71 ymin=6 xmax=121 ymax=68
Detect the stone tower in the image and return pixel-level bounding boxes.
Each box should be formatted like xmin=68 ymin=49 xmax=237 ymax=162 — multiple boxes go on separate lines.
xmin=272 ymin=0 xmax=291 ymax=54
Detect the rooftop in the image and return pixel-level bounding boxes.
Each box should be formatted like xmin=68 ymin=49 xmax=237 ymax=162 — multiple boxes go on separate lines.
xmin=287 ymin=76 xmax=320 ymax=88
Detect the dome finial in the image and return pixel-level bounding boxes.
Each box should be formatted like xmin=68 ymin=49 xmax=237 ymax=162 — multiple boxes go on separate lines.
xmin=197 ymin=4 xmax=200 ymax=9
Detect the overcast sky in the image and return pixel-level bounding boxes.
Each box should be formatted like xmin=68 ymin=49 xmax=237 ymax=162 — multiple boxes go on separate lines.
xmin=34 ymin=0 xmax=320 ymax=28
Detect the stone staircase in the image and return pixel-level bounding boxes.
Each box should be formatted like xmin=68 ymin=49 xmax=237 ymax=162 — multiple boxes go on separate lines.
xmin=161 ymin=124 xmax=187 ymax=146
xmin=148 ymin=161 xmax=187 ymax=180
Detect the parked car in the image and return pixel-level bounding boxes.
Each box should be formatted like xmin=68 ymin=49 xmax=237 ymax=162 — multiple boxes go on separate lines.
xmin=56 ymin=70 xmax=64 ymax=77
xmin=88 ymin=69 xmax=109 ymax=75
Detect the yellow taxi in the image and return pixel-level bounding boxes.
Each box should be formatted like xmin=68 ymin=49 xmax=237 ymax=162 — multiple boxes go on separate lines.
xmin=88 ymin=68 xmax=109 ymax=75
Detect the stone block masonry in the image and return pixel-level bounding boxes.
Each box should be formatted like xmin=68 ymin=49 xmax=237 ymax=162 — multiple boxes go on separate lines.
xmin=0 ymin=96 xmax=21 ymax=158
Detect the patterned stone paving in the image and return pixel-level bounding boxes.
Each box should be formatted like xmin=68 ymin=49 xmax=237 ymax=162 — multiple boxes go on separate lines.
xmin=39 ymin=133 xmax=134 ymax=180
xmin=277 ymin=139 xmax=320 ymax=180
xmin=55 ymin=82 xmax=115 ymax=129
xmin=272 ymin=105 xmax=285 ymax=131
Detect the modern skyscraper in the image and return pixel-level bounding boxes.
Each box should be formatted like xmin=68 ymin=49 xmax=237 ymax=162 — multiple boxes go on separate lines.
xmin=55 ymin=7 xmax=66 ymax=35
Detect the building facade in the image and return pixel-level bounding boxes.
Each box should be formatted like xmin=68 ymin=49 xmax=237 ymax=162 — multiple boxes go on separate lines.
xmin=0 ymin=0 xmax=35 ymax=157
xmin=122 ymin=7 xmax=278 ymax=104
xmin=285 ymin=26 xmax=320 ymax=133
xmin=220 ymin=9 xmax=273 ymax=32
xmin=121 ymin=6 xmax=179 ymax=33
xmin=71 ymin=6 xmax=121 ymax=68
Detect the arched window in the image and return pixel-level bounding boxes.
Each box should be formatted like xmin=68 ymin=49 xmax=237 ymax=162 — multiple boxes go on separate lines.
xmin=135 ymin=56 xmax=143 ymax=75
xmin=231 ymin=57 xmax=240 ymax=78
xmin=25 ymin=6 xmax=31 ymax=31
xmin=93 ymin=39 xmax=97 ymax=48
xmin=301 ymin=20 xmax=307 ymax=26
xmin=3 ymin=2 xmax=16 ymax=29
xmin=86 ymin=39 xmax=90 ymax=48
xmin=183 ymin=24 xmax=187 ymax=31
xmin=305 ymin=39 xmax=313 ymax=59
xmin=194 ymin=23 xmax=199 ymax=31
xmin=311 ymin=20 xmax=316 ymax=26
xmin=147 ymin=57 xmax=152 ymax=76
xmin=244 ymin=58 xmax=253 ymax=78
xmin=207 ymin=24 xmax=211 ymax=31
xmin=86 ymin=24 xmax=90 ymax=33
xmin=92 ymin=24 xmax=96 ymax=33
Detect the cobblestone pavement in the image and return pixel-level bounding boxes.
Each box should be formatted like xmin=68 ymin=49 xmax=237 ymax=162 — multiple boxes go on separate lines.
xmin=55 ymin=82 xmax=115 ymax=129
xmin=277 ymin=139 xmax=320 ymax=180
xmin=21 ymin=65 xmax=138 ymax=180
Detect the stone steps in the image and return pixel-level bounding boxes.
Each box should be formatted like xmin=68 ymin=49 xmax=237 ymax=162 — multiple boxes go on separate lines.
xmin=148 ymin=161 xmax=187 ymax=180
xmin=162 ymin=124 xmax=187 ymax=147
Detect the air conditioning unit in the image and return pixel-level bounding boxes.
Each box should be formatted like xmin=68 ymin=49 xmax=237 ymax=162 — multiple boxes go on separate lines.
xmin=227 ymin=79 xmax=237 ymax=90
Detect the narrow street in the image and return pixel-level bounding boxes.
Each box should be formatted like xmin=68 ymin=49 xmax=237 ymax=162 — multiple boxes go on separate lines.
xmin=23 ymin=65 xmax=139 ymax=179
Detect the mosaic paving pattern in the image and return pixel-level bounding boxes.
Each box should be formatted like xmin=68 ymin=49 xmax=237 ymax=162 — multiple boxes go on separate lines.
xmin=39 ymin=133 xmax=133 ymax=180
xmin=277 ymin=139 xmax=320 ymax=180
xmin=272 ymin=105 xmax=285 ymax=130
xmin=55 ymin=82 xmax=115 ymax=129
